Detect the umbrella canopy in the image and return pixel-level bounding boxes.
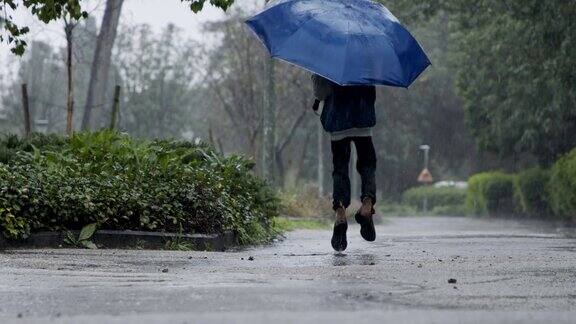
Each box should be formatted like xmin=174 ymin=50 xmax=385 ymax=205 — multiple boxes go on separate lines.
xmin=245 ymin=0 xmax=431 ymax=87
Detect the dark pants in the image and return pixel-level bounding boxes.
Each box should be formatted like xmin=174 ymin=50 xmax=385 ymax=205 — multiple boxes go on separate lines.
xmin=331 ymin=136 xmax=377 ymax=210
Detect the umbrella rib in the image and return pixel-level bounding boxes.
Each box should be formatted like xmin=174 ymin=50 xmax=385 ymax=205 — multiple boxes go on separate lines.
xmin=339 ymin=19 xmax=352 ymax=85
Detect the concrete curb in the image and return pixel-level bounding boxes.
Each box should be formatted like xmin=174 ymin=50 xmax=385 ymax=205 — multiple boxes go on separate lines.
xmin=0 ymin=230 xmax=236 ymax=251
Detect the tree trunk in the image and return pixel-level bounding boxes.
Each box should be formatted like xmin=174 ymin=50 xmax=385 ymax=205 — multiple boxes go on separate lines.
xmin=81 ymin=0 xmax=124 ymax=131
xmin=262 ymin=58 xmax=276 ymax=182
xmin=109 ymin=85 xmax=121 ymax=130
xmin=65 ymin=21 xmax=75 ymax=136
xmin=21 ymin=84 xmax=31 ymax=137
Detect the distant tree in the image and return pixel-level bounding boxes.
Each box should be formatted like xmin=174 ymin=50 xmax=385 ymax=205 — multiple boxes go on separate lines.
xmin=449 ymin=1 xmax=576 ymax=165
xmin=201 ymin=12 xmax=314 ymax=186
xmin=63 ymin=16 xmax=79 ymax=135
xmin=113 ymin=24 xmax=201 ymax=139
xmin=1 ymin=0 xmax=235 ymax=55
xmin=81 ymin=0 xmax=124 ymax=131
xmin=1 ymin=18 xmax=99 ymax=135
xmin=386 ymin=0 xmax=576 ymax=166
xmin=370 ymin=11 xmax=475 ymax=197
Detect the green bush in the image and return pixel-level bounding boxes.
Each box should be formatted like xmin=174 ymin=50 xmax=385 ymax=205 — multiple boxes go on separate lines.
xmin=466 ymin=172 xmax=516 ymax=216
xmin=549 ymin=148 xmax=576 ymax=220
xmin=403 ymin=186 xmax=466 ymax=211
xmin=514 ymin=167 xmax=551 ymax=217
xmin=0 ymin=132 xmax=279 ymax=245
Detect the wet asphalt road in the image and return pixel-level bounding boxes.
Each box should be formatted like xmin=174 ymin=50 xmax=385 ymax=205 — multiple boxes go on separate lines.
xmin=1 ymin=216 xmax=576 ymax=323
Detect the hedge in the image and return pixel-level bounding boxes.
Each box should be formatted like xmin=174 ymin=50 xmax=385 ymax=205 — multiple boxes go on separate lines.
xmin=549 ymin=148 xmax=576 ymax=220
xmin=466 ymin=172 xmax=515 ymax=216
xmin=514 ymin=167 xmax=551 ymax=218
xmin=403 ymin=186 xmax=466 ymax=211
xmin=0 ymin=132 xmax=279 ymax=245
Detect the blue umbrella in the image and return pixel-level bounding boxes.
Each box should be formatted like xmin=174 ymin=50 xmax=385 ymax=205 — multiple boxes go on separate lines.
xmin=245 ymin=0 xmax=431 ymax=87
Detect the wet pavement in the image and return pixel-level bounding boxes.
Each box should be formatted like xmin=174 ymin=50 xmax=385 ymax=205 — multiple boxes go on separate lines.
xmin=1 ymin=216 xmax=575 ymax=323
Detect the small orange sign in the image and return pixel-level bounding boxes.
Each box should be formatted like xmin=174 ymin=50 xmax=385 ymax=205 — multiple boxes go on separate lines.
xmin=418 ymin=168 xmax=433 ymax=183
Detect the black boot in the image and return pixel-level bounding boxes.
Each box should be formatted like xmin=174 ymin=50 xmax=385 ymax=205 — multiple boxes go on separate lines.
xmin=355 ymin=198 xmax=376 ymax=242
xmin=331 ymin=207 xmax=348 ymax=252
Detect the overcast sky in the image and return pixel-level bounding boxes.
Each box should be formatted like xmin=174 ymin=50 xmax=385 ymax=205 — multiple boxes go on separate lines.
xmin=0 ymin=0 xmax=261 ymax=83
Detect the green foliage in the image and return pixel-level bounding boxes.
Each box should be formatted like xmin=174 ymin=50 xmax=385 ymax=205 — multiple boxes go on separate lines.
xmin=466 ymin=172 xmax=516 ymax=216
xmin=0 ymin=133 xmax=66 ymax=164
xmin=0 ymin=206 xmax=30 ymax=240
xmin=447 ymin=1 xmax=576 ymax=164
xmin=403 ymin=186 xmax=467 ymax=211
xmin=183 ymin=0 xmax=234 ymax=13
xmin=549 ymin=149 xmax=576 ymax=220
xmin=0 ymin=131 xmax=278 ymax=244
xmin=164 ymin=224 xmax=196 ymax=251
xmin=514 ymin=168 xmax=551 ymax=217
xmin=386 ymin=1 xmax=576 ymax=166
xmin=0 ymin=0 xmax=86 ymax=55
xmin=64 ymin=223 xmax=98 ymax=249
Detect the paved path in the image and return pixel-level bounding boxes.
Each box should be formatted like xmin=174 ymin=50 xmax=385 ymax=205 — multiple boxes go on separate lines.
xmin=1 ymin=216 xmax=576 ymax=323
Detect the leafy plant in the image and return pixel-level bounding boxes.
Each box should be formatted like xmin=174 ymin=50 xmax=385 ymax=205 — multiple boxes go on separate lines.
xmin=64 ymin=223 xmax=98 ymax=249
xmin=466 ymin=172 xmax=516 ymax=216
xmin=0 ymin=207 xmax=30 ymax=240
xmin=164 ymin=223 xmax=196 ymax=251
xmin=0 ymin=131 xmax=279 ymax=245
xmin=514 ymin=168 xmax=551 ymax=217
xmin=549 ymin=148 xmax=576 ymax=220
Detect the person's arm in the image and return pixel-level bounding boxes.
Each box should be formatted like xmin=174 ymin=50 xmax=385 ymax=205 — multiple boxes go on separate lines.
xmin=311 ymin=74 xmax=333 ymax=101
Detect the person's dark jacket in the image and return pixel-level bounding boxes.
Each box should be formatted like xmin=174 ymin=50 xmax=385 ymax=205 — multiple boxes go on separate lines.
xmin=312 ymin=75 xmax=376 ymax=133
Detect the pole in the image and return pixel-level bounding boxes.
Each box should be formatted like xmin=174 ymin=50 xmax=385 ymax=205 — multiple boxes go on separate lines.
xmin=424 ymin=147 xmax=429 ymax=214
xmin=109 ymin=85 xmax=121 ymax=130
xmin=317 ymin=121 xmax=324 ymax=195
xmin=21 ymin=84 xmax=32 ymax=137
xmin=419 ymin=145 xmax=431 ymax=214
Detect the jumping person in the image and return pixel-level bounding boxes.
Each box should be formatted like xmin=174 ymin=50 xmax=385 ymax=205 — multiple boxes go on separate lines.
xmin=312 ymin=74 xmax=377 ymax=252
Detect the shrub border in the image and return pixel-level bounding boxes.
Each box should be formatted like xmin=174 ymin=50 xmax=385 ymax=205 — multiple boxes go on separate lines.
xmin=0 ymin=230 xmax=236 ymax=251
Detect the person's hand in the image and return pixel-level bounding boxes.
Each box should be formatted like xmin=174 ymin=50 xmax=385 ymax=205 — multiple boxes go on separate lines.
xmin=312 ymin=100 xmax=321 ymax=116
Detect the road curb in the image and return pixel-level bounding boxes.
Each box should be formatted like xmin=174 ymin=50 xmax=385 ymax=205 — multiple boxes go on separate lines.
xmin=0 ymin=230 xmax=236 ymax=251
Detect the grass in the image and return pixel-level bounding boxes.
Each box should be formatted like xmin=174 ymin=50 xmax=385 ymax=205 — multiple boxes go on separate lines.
xmin=278 ymin=187 xmax=333 ymax=218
